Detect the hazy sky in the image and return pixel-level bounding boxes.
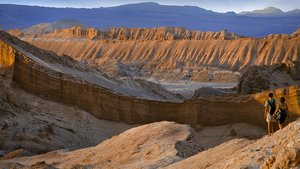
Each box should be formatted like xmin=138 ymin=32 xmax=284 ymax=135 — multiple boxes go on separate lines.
xmin=1 ymin=0 xmax=299 ymax=12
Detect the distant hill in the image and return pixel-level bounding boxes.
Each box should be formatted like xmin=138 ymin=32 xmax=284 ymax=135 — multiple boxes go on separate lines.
xmin=0 ymin=3 xmax=300 ymax=37
xmin=239 ymin=7 xmax=283 ymax=16
xmin=239 ymin=6 xmax=300 ymax=16
xmin=286 ymin=9 xmax=300 ymax=15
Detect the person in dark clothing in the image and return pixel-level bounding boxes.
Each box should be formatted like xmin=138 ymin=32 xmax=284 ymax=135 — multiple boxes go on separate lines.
xmin=274 ymin=97 xmax=288 ymax=129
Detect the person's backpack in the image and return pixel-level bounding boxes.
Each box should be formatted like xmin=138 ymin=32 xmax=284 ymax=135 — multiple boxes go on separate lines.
xmin=268 ymin=99 xmax=276 ymax=115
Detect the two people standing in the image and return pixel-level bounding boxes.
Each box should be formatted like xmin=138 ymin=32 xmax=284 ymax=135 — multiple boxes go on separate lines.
xmin=264 ymin=93 xmax=288 ymax=136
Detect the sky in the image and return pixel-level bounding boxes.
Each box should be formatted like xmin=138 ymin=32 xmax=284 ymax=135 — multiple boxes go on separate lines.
xmin=0 ymin=0 xmax=299 ymax=12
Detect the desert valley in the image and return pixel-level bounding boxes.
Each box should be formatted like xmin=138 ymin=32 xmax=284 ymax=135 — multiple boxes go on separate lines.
xmin=0 ymin=2 xmax=300 ymax=169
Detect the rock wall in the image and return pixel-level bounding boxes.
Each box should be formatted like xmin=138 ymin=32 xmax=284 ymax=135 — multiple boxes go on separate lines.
xmin=1 ymin=39 xmax=300 ymax=128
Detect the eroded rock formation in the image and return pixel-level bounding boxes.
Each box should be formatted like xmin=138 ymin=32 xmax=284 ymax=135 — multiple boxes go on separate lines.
xmin=24 ymin=28 xmax=300 ymax=76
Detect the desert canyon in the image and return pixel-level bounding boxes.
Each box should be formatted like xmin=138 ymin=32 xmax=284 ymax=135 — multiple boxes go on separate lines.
xmin=0 ymin=2 xmax=300 ymax=169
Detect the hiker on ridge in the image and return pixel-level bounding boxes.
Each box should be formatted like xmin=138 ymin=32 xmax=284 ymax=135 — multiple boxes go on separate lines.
xmin=274 ymin=96 xmax=288 ymax=130
xmin=264 ymin=93 xmax=277 ymax=136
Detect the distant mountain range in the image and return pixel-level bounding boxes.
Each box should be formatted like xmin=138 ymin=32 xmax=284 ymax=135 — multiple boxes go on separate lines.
xmin=0 ymin=2 xmax=299 ymax=37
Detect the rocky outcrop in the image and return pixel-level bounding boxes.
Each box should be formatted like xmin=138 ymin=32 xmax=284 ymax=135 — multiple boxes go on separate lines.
xmin=288 ymin=61 xmax=300 ymax=80
xmin=263 ymin=28 xmax=300 ymax=40
xmin=238 ymin=64 xmax=299 ymax=94
xmin=165 ymin=120 xmax=300 ymax=169
xmin=238 ymin=65 xmax=271 ymax=94
xmin=54 ymin=26 xmax=98 ymax=39
xmin=192 ymin=87 xmax=225 ymax=98
xmin=1 ymin=31 xmax=300 ymax=128
xmin=6 ymin=29 xmax=23 ymax=37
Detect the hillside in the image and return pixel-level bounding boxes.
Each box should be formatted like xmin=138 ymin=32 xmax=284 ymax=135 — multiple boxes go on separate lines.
xmin=1 ymin=3 xmax=300 ymax=37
